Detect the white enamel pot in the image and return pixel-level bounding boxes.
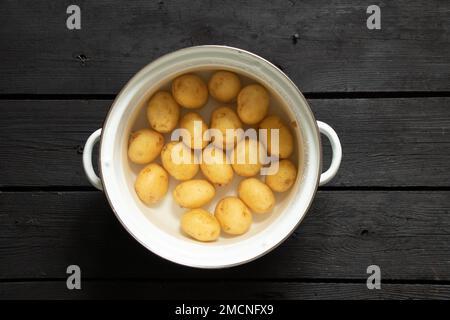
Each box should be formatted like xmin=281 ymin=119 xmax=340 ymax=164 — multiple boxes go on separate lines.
xmin=82 ymin=46 xmax=342 ymax=269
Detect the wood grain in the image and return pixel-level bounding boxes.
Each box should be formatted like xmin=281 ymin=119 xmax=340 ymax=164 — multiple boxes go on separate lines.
xmin=1 ymin=0 xmax=449 ymax=300
xmin=1 ymin=281 xmax=450 ymax=299
xmin=0 ymin=191 xmax=449 ymax=281
xmin=1 ymin=98 xmax=449 ymax=187
xmin=0 ymin=1 xmax=449 ymax=94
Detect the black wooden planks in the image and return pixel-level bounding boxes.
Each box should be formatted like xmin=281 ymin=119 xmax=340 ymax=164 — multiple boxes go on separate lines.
xmin=1 ymin=0 xmax=450 ymax=300
xmin=0 ymin=191 xmax=449 ymax=281
xmin=0 ymin=0 xmax=449 ymax=94
xmin=1 ymin=98 xmax=449 ymax=187
xmin=1 ymin=281 xmax=450 ymax=299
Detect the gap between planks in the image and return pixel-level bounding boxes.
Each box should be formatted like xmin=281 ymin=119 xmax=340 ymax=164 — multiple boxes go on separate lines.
xmin=1 ymin=91 xmax=450 ymax=101
xmin=1 ymin=278 xmax=450 ymax=285
xmin=2 ymin=186 xmax=450 ymax=192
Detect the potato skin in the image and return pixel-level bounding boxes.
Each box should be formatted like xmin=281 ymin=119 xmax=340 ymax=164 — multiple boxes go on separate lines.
xmin=210 ymin=106 xmax=243 ymax=149
xmin=161 ymin=141 xmax=199 ymax=180
xmin=215 ymin=197 xmax=252 ymax=235
xmin=259 ymin=115 xmax=294 ymax=159
xmin=134 ymin=163 xmax=169 ymax=205
xmin=200 ymin=146 xmax=234 ymax=186
xmin=231 ymin=138 xmax=265 ymax=177
xmin=179 ymin=112 xmax=209 ymax=149
xmin=238 ymin=178 xmax=275 ymax=214
xmin=173 ymin=179 xmax=215 ymax=208
xmin=172 ymin=74 xmax=208 ymax=109
xmin=181 ymin=209 xmax=220 ymax=242
xmin=265 ymin=159 xmax=297 ymax=192
xmin=128 ymin=129 xmax=164 ymax=164
xmin=208 ymin=71 xmax=241 ymax=103
xmin=146 ymin=91 xmax=180 ymax=133
xmin=237 ymin=84 xmax=270 ymax=124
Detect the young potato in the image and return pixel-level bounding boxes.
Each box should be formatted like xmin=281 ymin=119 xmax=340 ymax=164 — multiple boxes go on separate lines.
xmin=134 ymin=163 xmax=169 ymax=205
xmin=146 ymin=91 xmax=180 ymax=133
xmin=128 ymin=128 xmax=164 ymax=164
xmin=259 ymin=115 xmax=294 ymax=159
xmin=238 ymin=178 xmax=275 ymax=214
xmin=215 ymin=197 xmax=252 ymax=235
xmin=231 ymin=138 xmax=265 ymax=177
xmin=200 ymin=146 xmax=234 ymax=186
xmin=172 ymin=74 xmax=208 ymax=109
xmin=161 ymin=141 xmax=199 ymax=181
xmin=265 ymin=159 xmax=297 ymax=192
xmin=210 ymin=106 xmax=243 ymax=149
xmin=179 ymin=112 xmax=209 ymax=149
xmin=173 ymin=179 xmax=215 ymax=208
xmin=181 ymin=208 xmax=220 ymax=242
xmin=208 ymin=70 xmax=241 ymax=103
xmin=237 ymin=84 xmax=270 ymax=125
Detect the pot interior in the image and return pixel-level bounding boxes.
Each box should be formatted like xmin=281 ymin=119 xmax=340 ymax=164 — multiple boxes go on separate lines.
xmin=125 ymin=67 xmax=304 ymax=244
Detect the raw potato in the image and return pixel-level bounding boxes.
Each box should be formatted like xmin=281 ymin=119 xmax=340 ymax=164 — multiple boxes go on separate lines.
xmin=208 ymin=71 xmax=241 ymax=103
xmin=128 ymin=129 xmax=164 ymax=164
xmin=215 ymin=197 xmax=252 ymax=235
xmin=259 ymin=115 xmax=294 ymax=159
xmin=173 ymin=179 xmax=215 ymax=208
xmin=238 ymin=178 xmax=275 ymax=214
xmin=146 ymin=91 xmax=180 ymax=133
xmin=172 ymin=74 xmax=208 ymax=109
xmin=134 ymin=163 xmax=169 ymax=205
xmin=265 ymin=159 xmax=297 ymax=192
xmin=179 ymin=112 xmax=209 ymax=149
xmin=200 ymin=146 xmax=234 ymax=186
xmin=161 ymin=141 xmax=199 ymax=180
xmin=231 ymin=138 xmax=265 ymax=177
xmin=181 ymin=208 xmax=220 ymax=242
xmin=237 ymin=84 xmax=270 ymax=124
xmin=210 ymin=106 xmax=243 ymax=149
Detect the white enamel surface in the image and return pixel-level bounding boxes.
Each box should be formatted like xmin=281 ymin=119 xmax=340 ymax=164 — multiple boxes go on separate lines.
xmin=98 ymin=46 xmax=327 ymax=268
xmin=82 ymin=128 xmax=103 ymax=190
xmin=317 ymin=121 xmax=343 ymax=186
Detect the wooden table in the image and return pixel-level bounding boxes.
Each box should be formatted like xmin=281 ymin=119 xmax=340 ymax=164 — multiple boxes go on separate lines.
xmin=1 ymin=0 xmax=449 ymax=299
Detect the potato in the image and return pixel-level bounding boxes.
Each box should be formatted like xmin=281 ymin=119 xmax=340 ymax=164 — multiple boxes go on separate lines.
xmin=200 ymin=146 xmax=234 ymax=186
xmin=179 ymin=112 xmax=209 ymax=149
xmin=181 ymin=208 xmax=220 ymax=242
xmin=161 ymin=141 xmax=199 ymax=180
xmin=208 ymin=71 xmax=241 ymax=103
xmin=231 ymin=138 xmax=265 ymax=177
xmin=215 ymin=197 xmax=252 ymax=235
xmin=128 ymin=129 xmax=164 ymax=164
xmin=210 ymin=106 xmax=243 ymax=149
xmin=172 ymin=74 xmax=208 ymax=109
xmin=237 ymin=84 xmax=270 ymax=124
xmin=146 ymin=91 xmax=180 ymax=133
xmin=134 ymin=163 xmax=169 ymax=205
xmin=173 ymin=179 xmax=215 ymax=208
xmin=265 ymin=159 xmax=297 ymax=192
xmin=259 ymin=115 xmax=294 ymax=159
xmin=238 ymin=178 xmax=275 ymax=214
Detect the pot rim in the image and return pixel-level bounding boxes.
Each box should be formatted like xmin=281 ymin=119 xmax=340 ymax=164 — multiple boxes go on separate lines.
xmin=98 ymin=45 xmax=322 ymax=268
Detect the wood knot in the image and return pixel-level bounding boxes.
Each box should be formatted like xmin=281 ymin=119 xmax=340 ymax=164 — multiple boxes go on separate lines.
xmin=76 ymin=54 xmax=89 ymax=65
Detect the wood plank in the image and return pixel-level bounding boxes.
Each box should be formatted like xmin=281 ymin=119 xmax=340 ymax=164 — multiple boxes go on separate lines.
xmin=0 ymin=1 xmax=449 ymax=94
xmin=1 ymin=281 xmax=450 ymax=299
xmin=0 ymin=191 xmax=449 ymax=280
xmin=0 ymin=100 xmax=109 ymax=187
xmin=1 ymin=98 xmax=449 ymax=187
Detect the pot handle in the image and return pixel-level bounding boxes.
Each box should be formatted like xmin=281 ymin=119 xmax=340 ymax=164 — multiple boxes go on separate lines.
xmin=82 ymin=128 xmax=103 ymax=190
xmin=317 ymin=121 xmax=342 ymax=186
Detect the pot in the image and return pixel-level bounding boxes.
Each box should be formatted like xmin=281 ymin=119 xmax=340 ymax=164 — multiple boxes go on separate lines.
xmin=82 ymin=46 xmax=342 ymax=268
